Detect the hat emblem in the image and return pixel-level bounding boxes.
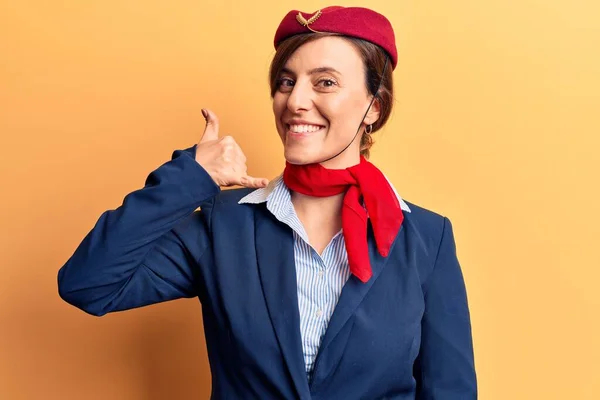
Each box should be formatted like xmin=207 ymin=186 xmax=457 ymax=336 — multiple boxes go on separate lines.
xmin=296 ymin=10 xmax=322 ymax=33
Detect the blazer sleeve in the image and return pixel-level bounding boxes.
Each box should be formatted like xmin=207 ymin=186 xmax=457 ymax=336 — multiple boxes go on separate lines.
xmin=57 ymin=145 xmax=220 ymax=317
xmin=414 ymin=217 xmax=478 ymax=399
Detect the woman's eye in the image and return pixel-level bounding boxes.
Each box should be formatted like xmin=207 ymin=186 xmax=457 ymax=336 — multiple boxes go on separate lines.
xmin=277 ymin=78 xmax=295 ymax=88
xmin=318 ymin=79 xmax=337 ymax=88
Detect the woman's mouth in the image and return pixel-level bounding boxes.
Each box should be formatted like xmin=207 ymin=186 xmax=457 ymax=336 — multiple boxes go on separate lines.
xmin=286 ymin=124 xmax=325 ymax=138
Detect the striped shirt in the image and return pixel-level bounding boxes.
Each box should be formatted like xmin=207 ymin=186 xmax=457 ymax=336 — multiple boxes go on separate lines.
xmin=238 ymin=174 xmax=411 ymax=378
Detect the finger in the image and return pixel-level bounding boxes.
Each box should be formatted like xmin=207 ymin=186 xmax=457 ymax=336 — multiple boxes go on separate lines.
xmin=200 ymin=108 xmax=220 ymax=143
xmin=238 ymin=175 xmax=269 ymax=188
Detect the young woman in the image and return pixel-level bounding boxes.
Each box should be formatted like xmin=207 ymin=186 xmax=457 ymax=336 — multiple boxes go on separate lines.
xmin=58 ymin=6 xmax=477 ymax=399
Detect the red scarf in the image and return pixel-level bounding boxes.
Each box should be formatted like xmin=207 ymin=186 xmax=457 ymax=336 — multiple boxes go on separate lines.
xmin=283 ymin=156 xmax=404 ymax=283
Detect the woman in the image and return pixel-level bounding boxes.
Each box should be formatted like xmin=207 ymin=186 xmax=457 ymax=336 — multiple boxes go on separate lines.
xmin=58 ymin=6 xmax=477 ymax=399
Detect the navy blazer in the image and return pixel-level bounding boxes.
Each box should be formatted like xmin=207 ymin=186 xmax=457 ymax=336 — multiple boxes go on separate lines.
xmin=57 ymin=146 xmax=477 ymax=399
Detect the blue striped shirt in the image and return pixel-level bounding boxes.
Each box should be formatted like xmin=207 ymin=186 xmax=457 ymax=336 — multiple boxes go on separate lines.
xmin=239 ymin=174 xmax=411 ymax=378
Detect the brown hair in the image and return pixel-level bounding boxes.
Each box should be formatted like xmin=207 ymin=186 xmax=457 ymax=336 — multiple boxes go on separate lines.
xmin=268 ymin=33 xmax=394 ymax=158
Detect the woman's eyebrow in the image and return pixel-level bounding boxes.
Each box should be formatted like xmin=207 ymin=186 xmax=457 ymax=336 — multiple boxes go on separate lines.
xmin=308 ymin=66 xmax=341 ymax=75
xmin=280 ymin=66 xmax=342 ymax=75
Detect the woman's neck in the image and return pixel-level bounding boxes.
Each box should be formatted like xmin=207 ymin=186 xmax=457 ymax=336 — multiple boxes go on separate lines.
xmin=318 ymin=152 xmax=361 ymax=170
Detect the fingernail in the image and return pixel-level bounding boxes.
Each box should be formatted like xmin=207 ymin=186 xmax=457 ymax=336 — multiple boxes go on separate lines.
xmin=201 ymin=109 xmax=208 ymax=120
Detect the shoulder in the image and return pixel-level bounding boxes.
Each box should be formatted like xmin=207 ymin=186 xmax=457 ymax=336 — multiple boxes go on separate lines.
xmin=198 ymin=187 xmax=256 ymax=208
xmin=199 ymin=187 xmax=263 ymax=221
xmin=402 ymin=200 xmax=448 ymax=238
xmin=397 ymin=200 xmax=456 ymax=268
xmin=214 ymin=187 xmax=255 ymax=205
xmin=187 ymin=187 xmax=261 ymax=236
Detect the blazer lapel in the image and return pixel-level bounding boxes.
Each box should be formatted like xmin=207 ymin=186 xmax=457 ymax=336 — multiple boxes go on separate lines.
xmin=309 ymin=223 xmax=403 ymax=388
xmin=254 ymin=207 xmax=310 ymax=398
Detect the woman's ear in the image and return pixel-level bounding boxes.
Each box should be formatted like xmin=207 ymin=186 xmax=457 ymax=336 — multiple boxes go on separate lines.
xmin=365 ymin=95 xmax=381 ymax=126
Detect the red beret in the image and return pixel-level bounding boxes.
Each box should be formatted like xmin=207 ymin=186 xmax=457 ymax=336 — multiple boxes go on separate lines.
xmin=274 ymin=6 xmax=398 ymax=69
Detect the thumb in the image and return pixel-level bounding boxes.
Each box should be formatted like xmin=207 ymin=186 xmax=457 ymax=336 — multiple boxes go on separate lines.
xmin=200 ymin=108 xmax=220 ymax=143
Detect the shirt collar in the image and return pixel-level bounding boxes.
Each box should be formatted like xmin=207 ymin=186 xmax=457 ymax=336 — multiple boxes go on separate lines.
xmin=238 ymin=174 xmax=412 ymax=213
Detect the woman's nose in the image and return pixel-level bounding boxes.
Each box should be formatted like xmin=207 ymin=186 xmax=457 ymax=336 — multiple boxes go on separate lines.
xmin=286 ymin=82 xmax=313 ymax=113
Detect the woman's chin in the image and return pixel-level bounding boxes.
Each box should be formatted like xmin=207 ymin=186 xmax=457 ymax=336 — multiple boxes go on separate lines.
xmin=283 ymin=148 xmax=321 ymax=165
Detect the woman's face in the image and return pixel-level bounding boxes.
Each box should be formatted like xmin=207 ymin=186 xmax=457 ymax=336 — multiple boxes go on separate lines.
xmin=272 ymin=36 xmax=380 ymax=169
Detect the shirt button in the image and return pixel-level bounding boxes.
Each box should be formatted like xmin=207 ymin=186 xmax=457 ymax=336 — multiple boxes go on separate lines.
xmin=315 ymin=309 xmax=323 ymax=317
xmin=318 ymin=270 xmax=324 ymax=278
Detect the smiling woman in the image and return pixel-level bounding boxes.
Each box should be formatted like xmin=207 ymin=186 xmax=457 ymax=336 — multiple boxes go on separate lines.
xmin=269 ymin=32 xmax=394 ymax=163
xmin=57 ymin=5 xmax=477 ymax=400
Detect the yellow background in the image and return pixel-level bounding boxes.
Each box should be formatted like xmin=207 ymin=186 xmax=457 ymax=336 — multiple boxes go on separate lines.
xmin=1 ymin=0 xmax=599 ymax=398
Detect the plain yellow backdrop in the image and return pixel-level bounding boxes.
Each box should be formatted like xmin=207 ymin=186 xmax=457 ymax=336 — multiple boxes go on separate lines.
xmin=1 ymin=0 xmax=599 ymax=399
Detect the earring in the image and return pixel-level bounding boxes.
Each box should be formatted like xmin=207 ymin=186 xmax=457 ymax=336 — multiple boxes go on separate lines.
xmin=365 ymin=124 xmax=373 ymax=134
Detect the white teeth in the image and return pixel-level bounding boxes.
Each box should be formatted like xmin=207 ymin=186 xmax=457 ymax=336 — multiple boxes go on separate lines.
xmin=289 ymin=124 xmax=322 ymax=133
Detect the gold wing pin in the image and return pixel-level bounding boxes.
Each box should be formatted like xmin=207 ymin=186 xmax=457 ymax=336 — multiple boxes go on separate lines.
xmin=296 ymin=10 xmax=323 ymax=33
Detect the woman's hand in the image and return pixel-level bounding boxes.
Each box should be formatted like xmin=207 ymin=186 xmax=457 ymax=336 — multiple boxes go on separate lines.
xmin=196 ymin=109 xmax=269 ymax=188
